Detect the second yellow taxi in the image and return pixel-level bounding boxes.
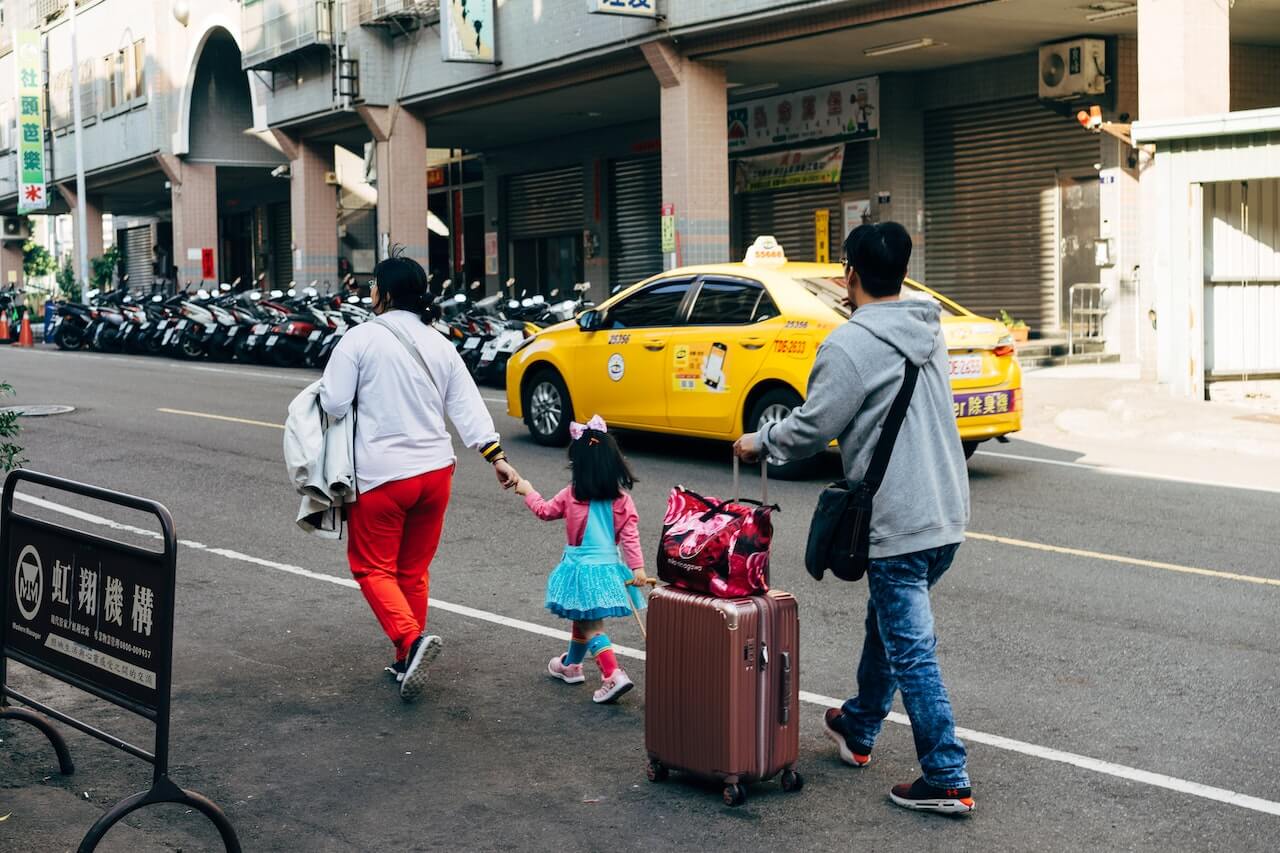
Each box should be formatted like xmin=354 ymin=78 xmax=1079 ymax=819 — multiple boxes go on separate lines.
xmin=506 ymin=237 xmax=1022 ymax=475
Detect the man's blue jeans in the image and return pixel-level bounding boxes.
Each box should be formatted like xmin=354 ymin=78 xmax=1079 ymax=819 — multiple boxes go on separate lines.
xmin=840 ymin=543 xmax=969 ymax=788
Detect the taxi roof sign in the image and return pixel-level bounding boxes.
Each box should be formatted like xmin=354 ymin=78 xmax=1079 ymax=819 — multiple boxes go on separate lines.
xmin=744 ymin=235 xmax=787 ymax=268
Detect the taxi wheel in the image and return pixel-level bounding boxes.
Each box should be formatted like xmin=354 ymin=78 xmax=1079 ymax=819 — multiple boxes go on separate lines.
xmin=524 ymin=370 xmax=572 ymax=446
xmin=747 ymin=389 xmax=820 ymax=480
xmin=963 ymin=441 xmax=980 ymax=460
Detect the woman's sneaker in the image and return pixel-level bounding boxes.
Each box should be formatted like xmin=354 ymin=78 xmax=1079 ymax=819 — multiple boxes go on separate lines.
xmin=889 ymin=777 xmax=975 ymax=814
xmin=822 ymin=708 xmax=872 ymax=768
xmin=592 ymin=669 xmax=634 ymax=704
xmin=399 ymin=634 xmax=442 ymax=702
xmin=548 ymin=655 xmax=586 ymax=684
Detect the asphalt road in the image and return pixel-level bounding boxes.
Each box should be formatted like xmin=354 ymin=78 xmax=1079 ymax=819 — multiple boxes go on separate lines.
xmin=2 ymin=345 xmax=1279 ymax=852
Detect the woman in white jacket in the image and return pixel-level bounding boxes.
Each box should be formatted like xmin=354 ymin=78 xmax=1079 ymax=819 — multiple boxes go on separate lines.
xmin=320 ymin=255 xmax=519 ymax=701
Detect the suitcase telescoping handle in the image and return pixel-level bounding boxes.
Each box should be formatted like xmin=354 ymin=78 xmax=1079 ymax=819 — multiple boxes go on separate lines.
xmin=732 ymin=453 xmax=769 ymax=505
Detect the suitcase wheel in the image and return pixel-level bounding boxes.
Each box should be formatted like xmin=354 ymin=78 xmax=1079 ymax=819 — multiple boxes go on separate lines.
xmin=722 ymin=783 xmax=747 ymax=807
xmin=780 ymin=769 xmax=804 ymax=793
xmin=646 ymin=760 xmax=669 ymax=783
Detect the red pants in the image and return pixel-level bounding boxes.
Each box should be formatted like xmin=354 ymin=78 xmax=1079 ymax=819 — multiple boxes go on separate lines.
xmin=346 ymin=466 xmax=453 ymax=660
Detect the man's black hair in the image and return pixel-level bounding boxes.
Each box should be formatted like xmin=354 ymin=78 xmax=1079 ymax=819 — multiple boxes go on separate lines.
xmin=843 ymin=222 xmax=912 ymax=298
xmin=569 ymin=430 xmax=637 ymax=502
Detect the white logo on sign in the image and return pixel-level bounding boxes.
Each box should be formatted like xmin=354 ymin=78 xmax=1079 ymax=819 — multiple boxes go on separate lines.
xmin=607 ymin=353 xmax=625 ymax=382
xmin=14 ymin=544 xmax=42 ymax=621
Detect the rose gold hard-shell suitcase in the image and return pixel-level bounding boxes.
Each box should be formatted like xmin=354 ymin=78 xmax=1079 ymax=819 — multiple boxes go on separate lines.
xmin=644 ymin=585 xmax=803 ymax=806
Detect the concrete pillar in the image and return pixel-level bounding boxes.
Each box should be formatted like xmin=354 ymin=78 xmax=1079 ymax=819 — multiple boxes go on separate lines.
xmin=55 ymin=184 xmax=105 ymax=263
xmin=1137 ymin=0 xmax=1229 ymax=393
xmin=643 ymin=42 xmax=729 ymax=267
xmin=358 ymin=105 xmax=428 ymax=269
xmin=869 ymin=74 xmax=925 ymax=282
xmin=158 ymin=154 xmax=218 ymax=286
xmin=273 ymin=131 xmax=338 ymax=287
xmin=1 ymin=241 xmax=23 ymax=288
xmin=1137 ymin=0 xmax=1229 ymax=121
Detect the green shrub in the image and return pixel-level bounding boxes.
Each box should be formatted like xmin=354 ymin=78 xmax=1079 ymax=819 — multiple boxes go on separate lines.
xmin=0 ymin=383 xmax=24 ymax=473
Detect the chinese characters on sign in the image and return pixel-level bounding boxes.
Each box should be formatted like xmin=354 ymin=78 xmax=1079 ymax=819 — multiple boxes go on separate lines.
xmin=7 ymin=518 xmax=170 ymax=704
xmin=952 ymin=390 xmax=1015 ymax=420
xmin=734 ymin=144 xmax=845 ymax=194
xmin=660 ymin=203 xmax=676 ymax=254
xmin=589 ymin=0 xmax=657 ymax=18
xmin=728 ymin=76 xmax=879 ymax=153
xmin=442 ymin=0 xmax=495 ymax=63
xmin=14 ymin=30 xmax=47 ymax=212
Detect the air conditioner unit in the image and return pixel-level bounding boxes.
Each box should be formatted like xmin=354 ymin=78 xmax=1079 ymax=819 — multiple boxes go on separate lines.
xmin=324 ymin=171 xmax=340 ymax=186
xmin=1039 ymin=39 xmax=1107 ymax=101
xmin=0 ymin=216 xmax=30 ymax=242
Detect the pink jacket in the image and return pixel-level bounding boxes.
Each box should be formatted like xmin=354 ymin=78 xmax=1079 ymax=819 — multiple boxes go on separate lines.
xmin=524 ymin=486 xmax=644 ymax=570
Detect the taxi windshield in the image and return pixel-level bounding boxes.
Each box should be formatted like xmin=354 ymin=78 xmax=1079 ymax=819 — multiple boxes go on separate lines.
xmin=792 ymin=277 xmax=960 ymax=319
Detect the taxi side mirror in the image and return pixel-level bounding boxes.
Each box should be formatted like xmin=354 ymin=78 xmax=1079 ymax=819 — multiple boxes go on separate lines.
xmin=578 ymin=310 xmax=603 ymax=332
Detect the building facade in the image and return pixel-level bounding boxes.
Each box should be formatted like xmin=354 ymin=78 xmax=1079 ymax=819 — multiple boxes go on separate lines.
xmin=0 ymin=0 xmax=1277 ymax=395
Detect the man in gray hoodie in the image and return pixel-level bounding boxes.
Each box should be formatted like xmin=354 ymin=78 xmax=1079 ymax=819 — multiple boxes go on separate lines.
xmin=734 ymin=222 xmax=973 ymax=814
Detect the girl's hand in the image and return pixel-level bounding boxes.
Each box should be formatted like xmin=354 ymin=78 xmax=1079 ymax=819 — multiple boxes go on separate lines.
xmin=630 ymin=567 xmax=653 ymax=587
xmin=515 ymin=479 xmax=534 ymax=497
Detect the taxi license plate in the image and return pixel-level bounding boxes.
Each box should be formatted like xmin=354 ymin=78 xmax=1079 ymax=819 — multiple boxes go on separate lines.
xmin=266 ymin=335 xmax=279 ymax=347
xmin=949 ymin=355 xmax=983 ymax=378
xmin=953 ymin=390 xmax=1014 ymax=419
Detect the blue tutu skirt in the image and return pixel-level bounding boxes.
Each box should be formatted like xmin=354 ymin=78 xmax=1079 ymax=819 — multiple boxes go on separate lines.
xmin=545 ymin=544 xmax=647 ymax=621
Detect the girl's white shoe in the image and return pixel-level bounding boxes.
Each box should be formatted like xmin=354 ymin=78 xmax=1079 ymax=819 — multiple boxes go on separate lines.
xmin=593 ymin=668 xmax=633 ymax=704
xmin=548 ymin=654 xmax=586 ymax=684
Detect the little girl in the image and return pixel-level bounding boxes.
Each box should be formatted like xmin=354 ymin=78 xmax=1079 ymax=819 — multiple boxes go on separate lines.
xmin=515 ymin=415 xmax=647 ymax=704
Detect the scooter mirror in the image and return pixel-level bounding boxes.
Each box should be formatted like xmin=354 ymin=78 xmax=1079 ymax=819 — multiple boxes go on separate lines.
xmin=470 ymin=280 xmax=480 ymax=291
xmin=270 ymin=290 xmax=284 ymax=298
xmin=549 ymin=289 xmax=559 ymax=297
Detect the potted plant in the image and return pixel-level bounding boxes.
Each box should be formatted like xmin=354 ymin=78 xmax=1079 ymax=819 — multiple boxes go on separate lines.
xmin=998 ymin=309 xmax=1030 ymax=343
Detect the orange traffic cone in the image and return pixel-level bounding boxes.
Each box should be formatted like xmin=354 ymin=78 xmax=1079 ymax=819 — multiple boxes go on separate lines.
xmin=0 ymin=312 xmax=9 ymax=342
xmin=17 ymin=314 xmax=34 ymax=347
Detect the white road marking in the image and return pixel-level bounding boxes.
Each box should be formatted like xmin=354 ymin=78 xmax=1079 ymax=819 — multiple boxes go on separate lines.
xmin=7 ymin=347 xmax=311 ymax=385
xmin=975 ymin=449 xmax=1280 ymax=496
xmin=13 ymin=491 xmax=1280 ymax=818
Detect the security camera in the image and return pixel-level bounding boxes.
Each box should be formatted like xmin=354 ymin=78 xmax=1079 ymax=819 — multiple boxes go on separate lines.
xmin=270 ymin=165 xmax=291 ymax=179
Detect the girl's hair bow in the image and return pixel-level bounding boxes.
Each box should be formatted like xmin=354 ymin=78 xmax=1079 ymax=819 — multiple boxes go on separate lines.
xmin=569 ymin=414 xmax=608 ymax=441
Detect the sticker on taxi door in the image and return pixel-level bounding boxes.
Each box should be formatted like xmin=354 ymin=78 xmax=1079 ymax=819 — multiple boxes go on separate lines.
xmin=672 ymin=342 xmax=727 ymax=393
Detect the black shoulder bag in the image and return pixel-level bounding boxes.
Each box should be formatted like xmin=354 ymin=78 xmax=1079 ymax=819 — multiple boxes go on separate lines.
xmin=804 ymin=361 xmax=919 ymax=582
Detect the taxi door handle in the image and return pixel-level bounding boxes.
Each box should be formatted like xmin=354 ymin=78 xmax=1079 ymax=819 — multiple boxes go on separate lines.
xmin=642 ymin=339 xmax=666 ymax=351
xmin=740 ymin=337 xmax=766 ymax=350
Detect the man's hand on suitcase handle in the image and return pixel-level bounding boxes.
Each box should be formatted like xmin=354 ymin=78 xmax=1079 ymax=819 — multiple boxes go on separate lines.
xmin=733 ymin=432 xmax=762 ymax=464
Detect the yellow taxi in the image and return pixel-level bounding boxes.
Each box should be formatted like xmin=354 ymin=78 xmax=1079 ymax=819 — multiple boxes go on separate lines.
xmin=506 ymin=237 xmax=1021 ymax=473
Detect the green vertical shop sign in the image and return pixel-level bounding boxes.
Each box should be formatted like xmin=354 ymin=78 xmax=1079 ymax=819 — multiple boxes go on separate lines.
xmin=15 ymin=30 xmax=48 ymax=212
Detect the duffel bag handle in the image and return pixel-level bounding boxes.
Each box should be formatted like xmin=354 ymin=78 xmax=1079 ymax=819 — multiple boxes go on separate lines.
xmin=732 ymin=453 xmax=769 ymax=505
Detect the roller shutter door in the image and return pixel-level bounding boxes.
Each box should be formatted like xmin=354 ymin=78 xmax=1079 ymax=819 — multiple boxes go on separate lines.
xmin=271 ymin=201 xmax=292 ymax=289
xmin=734 ymin=143 xmax=869 ymax=262
xmin=924 ymin=96 xmax=1100 ymax=330
xmin=609 ymin=155 xmax=662 ymax=289
xmin=122 ymin=226 xmax=153 ymax=291
xmin=506 ymin=166 xmax=585 ymax=238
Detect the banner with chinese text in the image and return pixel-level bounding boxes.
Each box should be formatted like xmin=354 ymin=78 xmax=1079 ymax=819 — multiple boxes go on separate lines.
xmin=734 ymin=144 xmax=845 ymax=194
xmin=14 ymin=30 xmax=47 ymax=212
xmin=590 ymin=0 xmax=657 ymax=17
xmin=728 ymin=76 xmax=879 ymax=153
xmin=442 ymin=0 xmax=495 ymax=63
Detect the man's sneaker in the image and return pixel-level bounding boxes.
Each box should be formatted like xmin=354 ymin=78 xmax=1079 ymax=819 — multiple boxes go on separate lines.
xmin=822 ymin=708 xmax=872 ymax=768
xmin=889 ymin=777 xmax=975 ymax=815
xmin=384 ymin=660 xmax=407 ymax=683
xmin=592 ymin=669 xmax=634 ymax=704
xmin=548 ymin=655 xmax=586 ymax=684
xmin=399 ymin=634 xmax=442 ymax=702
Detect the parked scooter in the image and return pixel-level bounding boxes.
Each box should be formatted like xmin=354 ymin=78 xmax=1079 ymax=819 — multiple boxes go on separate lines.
xmin=51 ymin=289 xmax=100 ymax=350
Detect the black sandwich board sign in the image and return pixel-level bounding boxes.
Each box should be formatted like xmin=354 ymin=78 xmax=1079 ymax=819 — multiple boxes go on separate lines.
xmin=1 ymin=470 xmax=240 ymax=852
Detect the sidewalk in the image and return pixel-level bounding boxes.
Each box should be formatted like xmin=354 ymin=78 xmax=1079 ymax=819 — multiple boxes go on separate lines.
xmin=1012 ymin=363 xmax=1280 ymax=492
